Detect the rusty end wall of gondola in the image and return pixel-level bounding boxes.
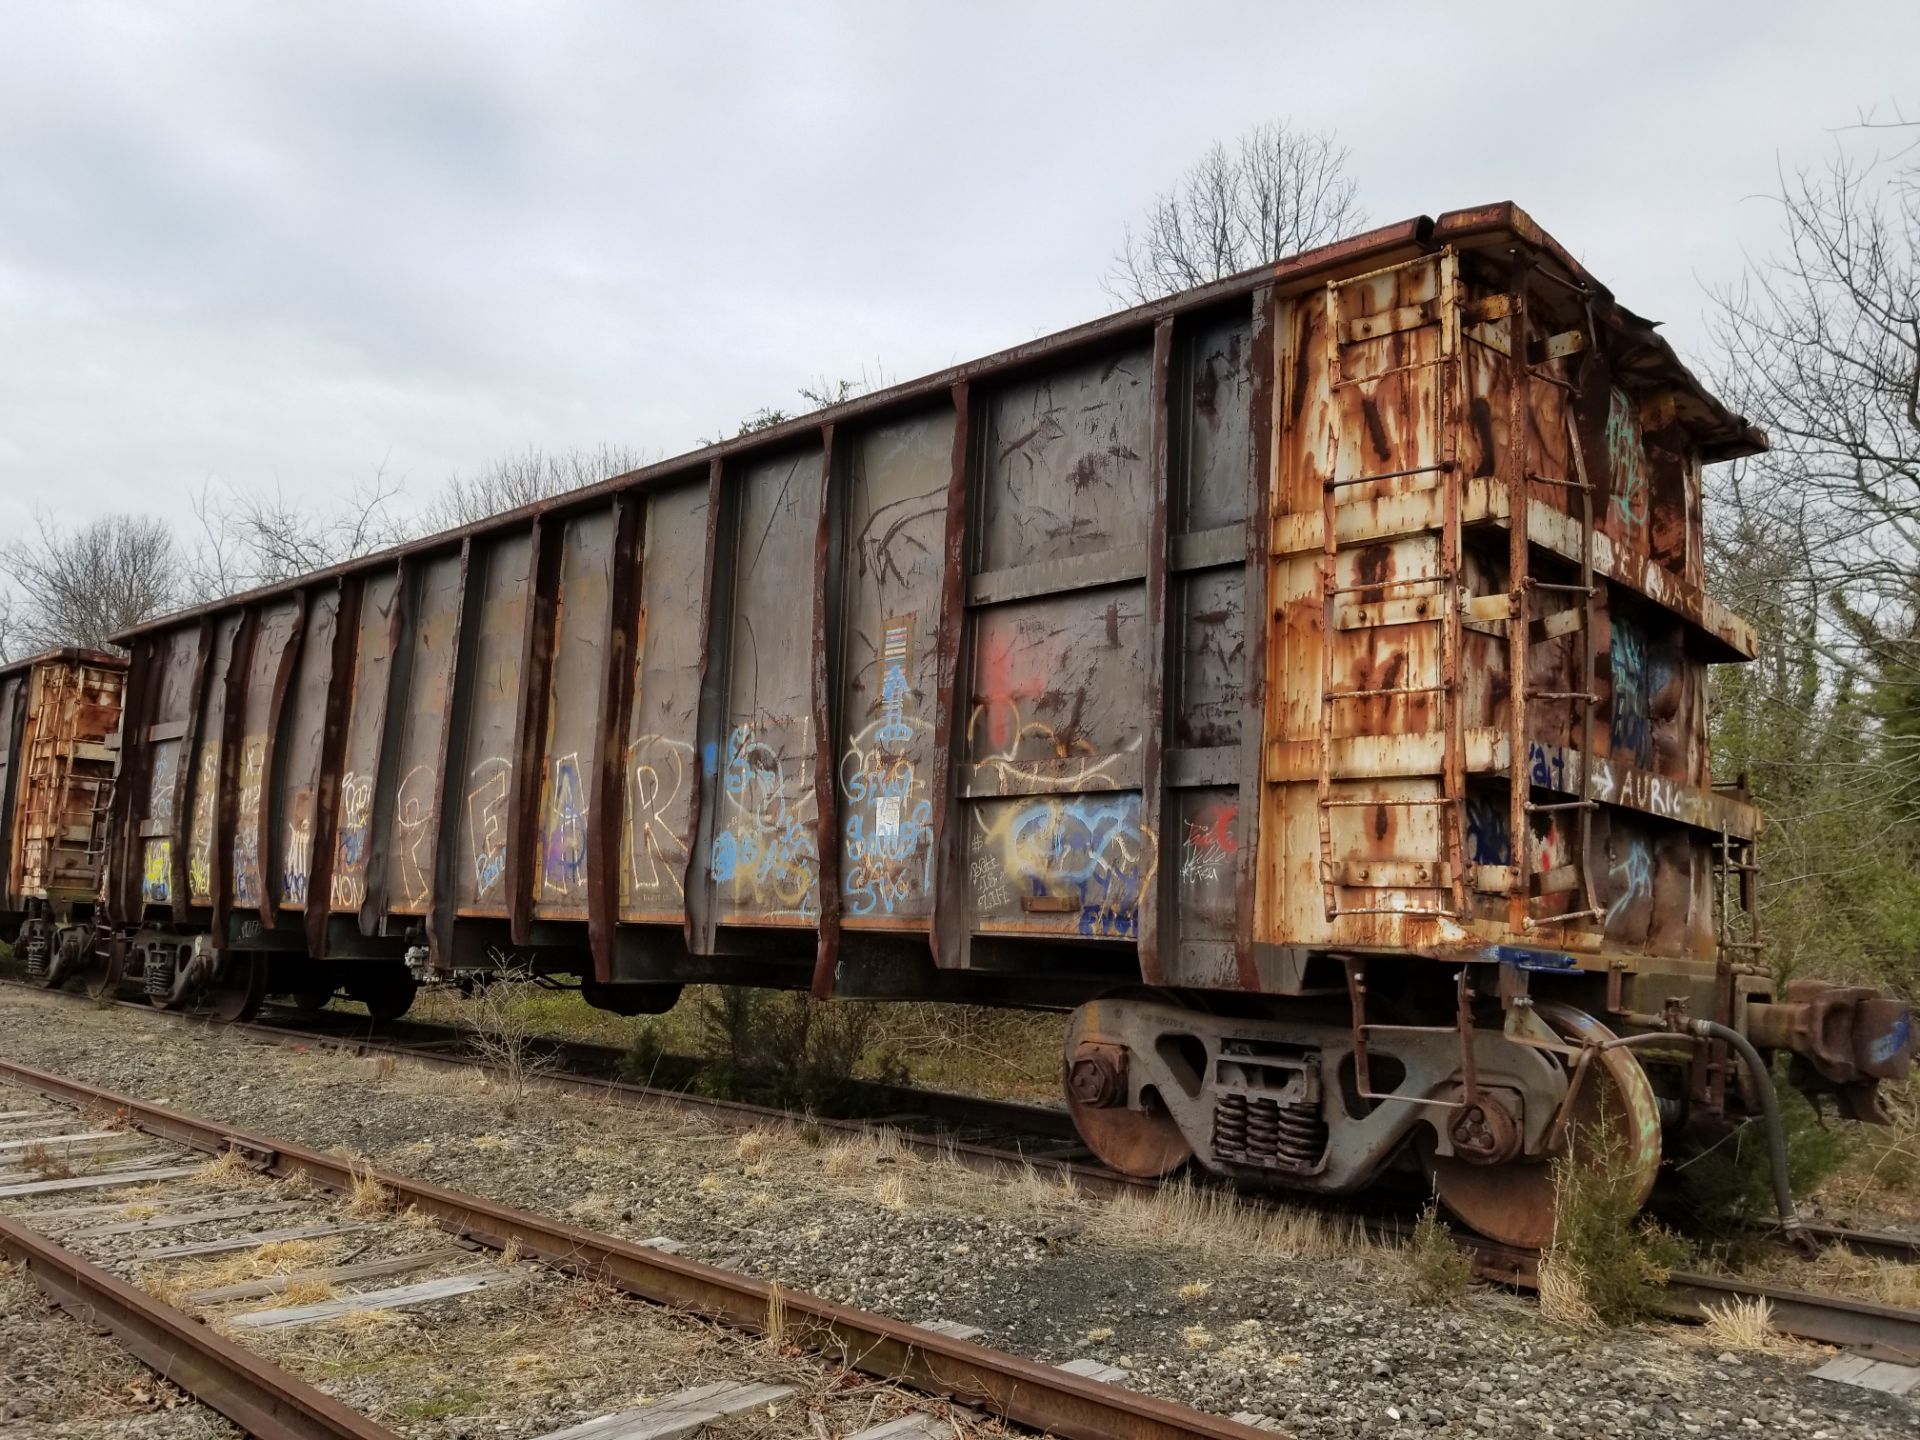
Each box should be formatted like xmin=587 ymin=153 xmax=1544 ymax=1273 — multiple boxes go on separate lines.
xmin=103 ymin=203 xmax=1777 ymax=1017
xmin=0 ymin=648 xmax=125 ymax=941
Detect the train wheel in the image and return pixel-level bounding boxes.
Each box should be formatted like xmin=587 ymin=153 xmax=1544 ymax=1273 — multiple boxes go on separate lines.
xmin=1426 ymin=1003 xmax=1661 ymax=1251
xmin=287 ymin=986 xmax=335 ymax=1020
xmin=206 ymin=955 xmax=268 ymax=1024
xmin=44 ymin=926 xmax=94 ymax=990
xmin=1062 ymin=999 xmax=1194 ymax=1178
xmin=348 ymin=972 xmax=418 ymax=1025
xmin=84 ymin=938 xmax=125 ymax=1003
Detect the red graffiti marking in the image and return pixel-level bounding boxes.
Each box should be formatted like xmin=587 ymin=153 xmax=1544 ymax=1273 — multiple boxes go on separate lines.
xmin=1185 ymin=801 xmax=1240 ymax=854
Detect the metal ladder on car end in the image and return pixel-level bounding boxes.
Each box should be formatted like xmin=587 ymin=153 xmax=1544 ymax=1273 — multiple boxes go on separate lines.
xmin=1499 ymin=258 xmax=1606 ymax=935
xmin=1313 ymin=250 xmax=1467 ymax=923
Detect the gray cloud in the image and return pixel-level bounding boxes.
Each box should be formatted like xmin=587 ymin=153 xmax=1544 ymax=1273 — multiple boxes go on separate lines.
xmin=3 ymin=0 xmax=1915 ymax=538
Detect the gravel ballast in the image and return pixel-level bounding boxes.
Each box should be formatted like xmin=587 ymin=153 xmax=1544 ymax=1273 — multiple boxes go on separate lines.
xmin=0 ymin=987 xmax=1910 ymax=1440
xmin=0 ymin=1252 xmax=240 ymax=1439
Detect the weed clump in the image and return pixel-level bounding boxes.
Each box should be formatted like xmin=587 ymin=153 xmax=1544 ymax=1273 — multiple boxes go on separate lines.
xmin=21 ymin=1141 xmax=74 ymax=1180
xmin=1541 ymin=1108 xmax=1688 ymax=1327
xmin=682 ymin=987 xmax=907 ymax=1112
xmin=1405 ymin=1201 xmax=1472 ymax=1306
xmin=345 ymin=1157 xmax=392 ymax=1216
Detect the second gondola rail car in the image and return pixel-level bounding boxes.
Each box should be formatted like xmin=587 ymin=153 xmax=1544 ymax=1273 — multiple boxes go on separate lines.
xmin=0 ymin=647 xmax=124 ymax=983
xmin=99 ymin=203 xmax=1912 ymax=1244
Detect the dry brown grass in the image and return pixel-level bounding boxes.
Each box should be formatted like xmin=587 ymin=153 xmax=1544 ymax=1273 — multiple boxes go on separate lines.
xmin=142 ymin=1235 xmax=347 ymax=1309
xmin=274 ymin=1276 xmax=341 ymax=1306
xmin=397 ymin=1204 xmax=443 ymax=1232
xmin=872 ymin=1172 xmax=909 ymax=1211
xmin=1700 ymin=1295 xmax=1783 ymax=1353
xmin=822 ymin=1143 xmax=866 ymax=1179
xmin=194 ymin=1148 xmax=256 ymax=1184
xmin=734 ymin=1128 xmax=783 ymax=1166
xmin=1536 ymin=1256 xmax=1598 ymax=1329
xmin=346 ymin=1158 xmax=392 ymax=1217
xmin=764 ymin=1281 xmax=787 ymax=1345
xmin=1096 ymin=1178 xmax=1369 ymax=1263
xmin=1751 ymin=1247 xmax=1920 ymax=1309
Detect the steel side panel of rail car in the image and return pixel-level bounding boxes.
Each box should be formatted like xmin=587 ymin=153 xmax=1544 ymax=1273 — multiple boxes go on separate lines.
xmin=105 ymin=203 xmax=1767 ymax=1001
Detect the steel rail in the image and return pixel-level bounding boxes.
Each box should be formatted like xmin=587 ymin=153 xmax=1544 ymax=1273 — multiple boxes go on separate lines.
xmin=0 ymin=1056 xmax=1277 ymax=1440
xmin=1655 ymin=1273 xmax=1920 ymax=1362
xmin=0 ymin=1211 xmax=398 ymax=1440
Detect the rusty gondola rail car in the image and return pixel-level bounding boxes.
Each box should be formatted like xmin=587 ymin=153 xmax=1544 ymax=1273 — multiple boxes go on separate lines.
xmin=93 ymin=202 xmax=1913 ymax=1243
xmin=0 ymin=646 xmax=125 ymax=979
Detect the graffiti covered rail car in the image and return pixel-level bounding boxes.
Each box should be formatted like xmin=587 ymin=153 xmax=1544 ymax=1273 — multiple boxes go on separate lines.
xmin=0 ymin=647 xmax=125 ymax=983
xmin=95 ymin=203 xmax=1911 ymax=1244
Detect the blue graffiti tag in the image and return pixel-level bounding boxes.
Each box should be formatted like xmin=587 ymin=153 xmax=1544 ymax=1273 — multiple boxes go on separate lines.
xmin=1464 ymin=794 xmax=1511 ymax=866
xmin=1002 ymin=795 xmax=1152 ymax=938
xmin=1605 ymin=387 xmax=1647 ymax=537
xmin=709 ymin=725 xmax=819 ymax=916
xmin=1609 ymin=617 xmax=1653 ymax=767
xmin=543 ymin=753 xmax=588 ymax=896
xmin=1605 ymin=837 xmax=1653 ymax=930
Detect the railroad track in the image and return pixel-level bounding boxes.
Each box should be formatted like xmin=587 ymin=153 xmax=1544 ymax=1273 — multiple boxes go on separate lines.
xmin=9 ymin=974 xmax=1920 ymax=1366
xmin=0 ymin=1055 xmax=1283 ymax=1440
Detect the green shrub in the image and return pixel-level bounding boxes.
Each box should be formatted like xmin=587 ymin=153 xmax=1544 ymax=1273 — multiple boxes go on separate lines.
xmin=1546 ymin=1103 xmax=1690 ymax=1326
xmin=688 ymin=986 xmax=905 ymax=1112
xmin=1405 ymin=1201 xmax=1472 ymax=1305
xmin=1669 ymin=1065 xmax=1853 ymax=1238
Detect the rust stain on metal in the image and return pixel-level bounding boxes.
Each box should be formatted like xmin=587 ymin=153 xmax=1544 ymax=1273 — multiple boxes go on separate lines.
xmin=587 ymin=494 xmax=643 ymax=981
xmin=927 ymin=381 xmax=973 ymax=971
xmin=255 ymin=589 xmax=306 ymax=933
xmin=304 ymin=578 xmax=362 ymax=957
xmin=808 ymin=422 xmax=844 ymax=1000
xmin=507 ymin=518 xmax=560 ymax=948
xmin=209 ymin=608 xmax=257 ymax=952
xmin=1137 ymin=318 xmax=1175 ymax=984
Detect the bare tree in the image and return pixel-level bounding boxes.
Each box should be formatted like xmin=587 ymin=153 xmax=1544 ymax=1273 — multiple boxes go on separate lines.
xmin=0 ymin=513 xmax=182 ymax=654
xmin=1709 ymin=112 xmax=1918 ymax=683
xmin=1706 ymin=106 xmax=1920 ymax=984
xmin=419 ymin=442 xmax=655 ymax=530
xmin=706 ymin=374 xmax=883 ymax=445
xmin=1106 ymin=120 xmax=1366 ymax=304
xmin=187 ymin=470 xmax=409 ymax=601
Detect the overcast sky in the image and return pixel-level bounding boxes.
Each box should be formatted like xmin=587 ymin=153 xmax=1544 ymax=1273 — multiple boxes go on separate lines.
xmin=3 ymin=1 xmax=1915 ymax=541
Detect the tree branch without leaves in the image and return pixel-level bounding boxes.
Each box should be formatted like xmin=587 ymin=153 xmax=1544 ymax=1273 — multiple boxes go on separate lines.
xmin=1106 ymin=120 xmax=1365 ymax=305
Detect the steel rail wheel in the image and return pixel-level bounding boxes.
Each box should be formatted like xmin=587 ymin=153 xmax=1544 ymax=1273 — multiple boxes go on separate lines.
xmin=1427 ymin=1002 xmax=1662 ymax=1251
xmin=205 ymin=953 xmax=268 ymax=1023
xmin=1062 ymin=998 xmax=1194 ymax=1178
